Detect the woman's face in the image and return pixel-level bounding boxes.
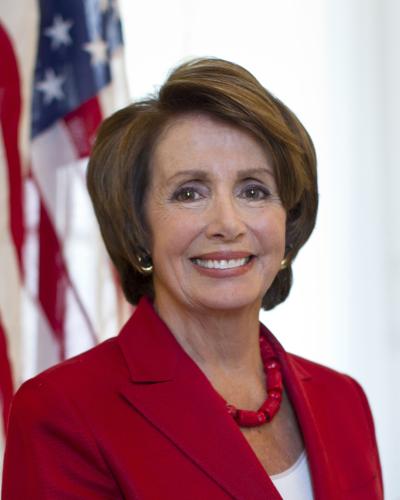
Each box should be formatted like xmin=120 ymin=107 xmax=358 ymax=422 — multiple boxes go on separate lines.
xmin=146 ymin=114 xmax=286 ymax=314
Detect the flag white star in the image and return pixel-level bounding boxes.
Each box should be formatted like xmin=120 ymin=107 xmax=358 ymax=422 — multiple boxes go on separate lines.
xmin=83 ymin=36 xmax=108 ymax=65
xmin=36 ymin=68 xmax=65 ymax=104
xmin=44 ymin=15 xmax=73 ymax=50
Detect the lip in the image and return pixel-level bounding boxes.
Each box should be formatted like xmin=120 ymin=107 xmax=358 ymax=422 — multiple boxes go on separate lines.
xmin=191 ymin=251 xmax=253 ymax=260
xmin=190 ymin=251 xmax=255 ymax=278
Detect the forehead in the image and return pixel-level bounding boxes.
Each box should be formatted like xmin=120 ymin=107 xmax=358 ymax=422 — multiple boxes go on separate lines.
xmin=150 ymin=113 xmax=272 ymax=180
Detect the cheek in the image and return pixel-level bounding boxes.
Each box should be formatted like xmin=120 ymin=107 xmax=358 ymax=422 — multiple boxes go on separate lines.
xmin=150 ymin=211 xmax=200 ymax=260
xmin=146 ymin=198 xmax=179 ymax=253
xmin=255 ymin=212 xmax=286 ymax=251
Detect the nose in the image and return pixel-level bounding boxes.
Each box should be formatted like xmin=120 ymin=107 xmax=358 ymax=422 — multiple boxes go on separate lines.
xmin=205 ymin=194 xmax=246 ymax=241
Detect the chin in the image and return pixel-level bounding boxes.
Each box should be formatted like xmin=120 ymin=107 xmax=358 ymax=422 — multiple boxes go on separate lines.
xmin=191 ymin=291 xmax=264 ymax=313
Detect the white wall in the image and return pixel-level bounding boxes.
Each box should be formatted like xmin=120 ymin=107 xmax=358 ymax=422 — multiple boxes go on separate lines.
xmin=119 ymin=1 xmax=399 ymax=496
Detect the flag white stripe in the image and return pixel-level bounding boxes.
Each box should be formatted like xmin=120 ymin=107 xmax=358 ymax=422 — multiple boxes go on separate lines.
xmin=0 ymin=130 xmax=21 ymax=386
xmin=0 ymin=0 xmax=39 ymax=170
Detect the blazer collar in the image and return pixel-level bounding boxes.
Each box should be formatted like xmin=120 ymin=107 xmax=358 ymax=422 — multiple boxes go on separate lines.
xmin=118 ymin=297 xmax=179 ymax=382
xmin=117 ymin=298 xmax=282 ymax=499
xmin=264 ymin=325 xmax=338 ymax=499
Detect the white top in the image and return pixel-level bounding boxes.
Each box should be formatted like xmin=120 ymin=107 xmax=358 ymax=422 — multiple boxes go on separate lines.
xmin=270 ymin=451 xmax=314 ymax=499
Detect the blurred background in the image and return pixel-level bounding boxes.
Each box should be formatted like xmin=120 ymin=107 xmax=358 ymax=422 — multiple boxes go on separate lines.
xmin=1 ymin=0 xmax=399 ymax=496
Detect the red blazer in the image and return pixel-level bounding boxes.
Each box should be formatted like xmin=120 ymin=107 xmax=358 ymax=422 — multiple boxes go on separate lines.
xmin=2 ymin=298 xmax=383 ymax=499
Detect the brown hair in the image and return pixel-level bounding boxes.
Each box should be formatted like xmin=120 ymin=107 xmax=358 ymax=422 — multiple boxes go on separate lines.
xmin=87 ymin=58 xmax=318 ymax=310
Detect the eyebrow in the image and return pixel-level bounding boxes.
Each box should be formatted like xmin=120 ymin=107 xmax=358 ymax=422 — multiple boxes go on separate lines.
xmin=238 ymin=167 xmax=275 ymax=179
xmin=166 ymin=167 xmax=275 ymax=183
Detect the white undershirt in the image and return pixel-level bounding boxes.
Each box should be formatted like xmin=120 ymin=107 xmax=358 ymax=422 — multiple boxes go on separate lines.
xmin=270 ymin=451 xmax=314 ymax=499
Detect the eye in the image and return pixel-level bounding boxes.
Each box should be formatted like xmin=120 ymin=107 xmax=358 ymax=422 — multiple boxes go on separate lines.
xmin=172 ymin=186 xmax=203 ymax=202
xmin=240 ymin=184 xmax=270 ymax=201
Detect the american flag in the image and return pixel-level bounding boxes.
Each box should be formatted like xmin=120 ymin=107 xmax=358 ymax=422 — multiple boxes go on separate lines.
xmin=0 ymin=0 xmax=129 ymax=461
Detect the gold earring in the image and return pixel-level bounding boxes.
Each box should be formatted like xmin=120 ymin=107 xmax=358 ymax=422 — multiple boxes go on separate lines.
xmin=137 ymin=254 xmax=153 ymax=274
xmin=280 ymin=258 xmax=288 ymax=270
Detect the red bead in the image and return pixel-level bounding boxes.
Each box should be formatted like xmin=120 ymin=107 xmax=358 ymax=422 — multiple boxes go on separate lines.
xmin=226 ymin=404 xmax=238 ymax=417
xmin=260 ymin=344 xmax=275 ymax=360
xmin=236 ymin=410 xmax=266 ymax=427
xmin=268 ymin=389 xmax=281 ymax=399
xmin=260 ymin=397 xmax=281 ymax=417
xmin=267 ymin=369 xmax=283 ymax=391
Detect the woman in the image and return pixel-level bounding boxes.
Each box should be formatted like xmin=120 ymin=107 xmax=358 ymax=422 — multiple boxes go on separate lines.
xmin=2 ymin=58 xmax=383 ymax=499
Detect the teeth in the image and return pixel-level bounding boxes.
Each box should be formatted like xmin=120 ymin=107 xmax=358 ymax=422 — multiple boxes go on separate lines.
xmin=193 ymin=257 xmax=250 ymax=269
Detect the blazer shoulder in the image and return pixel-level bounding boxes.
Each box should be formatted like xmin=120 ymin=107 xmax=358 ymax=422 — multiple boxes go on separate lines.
xmin=285 ymin=352 xmax=379 ymax=420
xmin=287 ymin=352 xmax=355 ymax=385
xmin=6 ymin=336 xmax=129 ymax=447
xmin=287 ymin=352 xmax=383 ymax=495
xmin=3 ymin=341 xmax=122 ymax=498
xmin=17 ymin=335 xmax=127 ymax=398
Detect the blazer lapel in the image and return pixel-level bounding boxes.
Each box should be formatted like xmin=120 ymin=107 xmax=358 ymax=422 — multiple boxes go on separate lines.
xmin=118 ymin=299 xmax=282 ymax=500
xmin=265 ymin=328 xmax=338 ymax=500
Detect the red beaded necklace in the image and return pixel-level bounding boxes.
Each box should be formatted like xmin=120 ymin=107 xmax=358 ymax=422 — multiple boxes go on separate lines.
xmin=226 ymin=333 xmax=283 ymax=427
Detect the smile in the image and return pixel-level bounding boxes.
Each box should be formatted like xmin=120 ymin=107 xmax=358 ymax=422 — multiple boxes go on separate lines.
xmin=191 ymin=256 xmax=252 ymax=269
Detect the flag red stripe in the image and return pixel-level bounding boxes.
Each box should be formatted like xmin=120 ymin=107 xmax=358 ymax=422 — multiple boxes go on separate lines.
xmin=38 ymin=201 xmax=67 ymax=358
xmin=0 ymin=23 xmax=24 ymax=274
xmin=36 ymin=190 xmax=98 ymax=350
xmin=0 ymin=315 xmax=14 ymax=435
xmin=64 ymin=97 xmax=103 ymax=158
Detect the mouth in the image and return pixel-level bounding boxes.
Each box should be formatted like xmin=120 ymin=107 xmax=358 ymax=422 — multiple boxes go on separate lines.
xmin=191 ymin=256 xmax=252 ymax=270
xmin=190 ymin=252 xmax=254 ymax=271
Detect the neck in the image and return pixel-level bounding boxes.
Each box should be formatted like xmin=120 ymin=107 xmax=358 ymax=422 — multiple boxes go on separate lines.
xmin=153 ymin=295 xmax=263 ymax=380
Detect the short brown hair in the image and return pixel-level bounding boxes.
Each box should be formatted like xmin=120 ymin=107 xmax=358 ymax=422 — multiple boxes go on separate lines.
xmin=87 ymin=58 xmax=318 ymax=310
